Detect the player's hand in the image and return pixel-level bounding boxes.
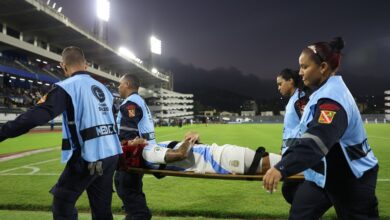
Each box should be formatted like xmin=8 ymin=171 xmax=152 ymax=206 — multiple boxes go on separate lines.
xmin=185 ymin=135 xmax=197 ymax=145
xmin=128 ymin=137 xmax=147 ymax=146
xmin=184 ymin=131 xmax=199 ymax=144
xmin=263 ymin=167 xmax=282 ymax=194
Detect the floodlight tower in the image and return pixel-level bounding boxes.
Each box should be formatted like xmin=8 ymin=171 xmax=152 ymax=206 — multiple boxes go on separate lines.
xmin=93 ymin=0 xmax=110 ymax=42
xmin=149 ymin=35 xmax=162 ymax=68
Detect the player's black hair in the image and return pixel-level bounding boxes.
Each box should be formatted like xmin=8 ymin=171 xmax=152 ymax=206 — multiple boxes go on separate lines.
xmin=122 ymin=73 xmax=140 ymax=89
xmin=277 ymin=68 xmax=310 ymax=98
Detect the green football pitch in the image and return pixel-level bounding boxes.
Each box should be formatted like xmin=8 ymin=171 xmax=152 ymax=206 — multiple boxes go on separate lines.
xmin=0 ymin=124 xmax=389 ymax=219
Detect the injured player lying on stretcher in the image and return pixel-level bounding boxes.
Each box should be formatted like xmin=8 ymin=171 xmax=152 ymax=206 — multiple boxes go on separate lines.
xmin=120 ymin=131 xmax=282 ymax=175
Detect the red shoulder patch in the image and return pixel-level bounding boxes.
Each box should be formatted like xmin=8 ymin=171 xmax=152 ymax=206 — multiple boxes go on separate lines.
xmin=126 ymin=104 xmax=136 ymax=117
xmin=37 ymin=94 xmax=48 ymax=104
xmin=319 ymin=103 xmax=340 ymax=111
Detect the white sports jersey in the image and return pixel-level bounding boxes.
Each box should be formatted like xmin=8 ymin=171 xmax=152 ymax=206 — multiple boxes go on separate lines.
xmin=142 ymin=141 xmax=246 ymax=174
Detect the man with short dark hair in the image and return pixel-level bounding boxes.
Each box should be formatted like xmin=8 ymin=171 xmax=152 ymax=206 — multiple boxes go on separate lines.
xmin=115 ymin=73 xmax=154 ymax=220
xmin=0 ymin=46 xmax=122 ymax=220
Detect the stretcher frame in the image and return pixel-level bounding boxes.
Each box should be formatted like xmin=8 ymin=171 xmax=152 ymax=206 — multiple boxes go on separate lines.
xmin=127 ymin=167 xmax=304 ymax=181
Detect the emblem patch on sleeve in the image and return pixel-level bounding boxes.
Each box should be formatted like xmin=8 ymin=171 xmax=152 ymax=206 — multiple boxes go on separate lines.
xmin=318 ymin=110 xmax=336 ymax=124
xmin=127 ymin=104 xmax=136 ymax=117
xmin=37 ymin=94 xmax=48 ymax=104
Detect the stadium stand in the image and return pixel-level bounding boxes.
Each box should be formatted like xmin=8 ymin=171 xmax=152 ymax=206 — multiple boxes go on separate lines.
xmin=0 ymin=0 xmax=194 ymax=124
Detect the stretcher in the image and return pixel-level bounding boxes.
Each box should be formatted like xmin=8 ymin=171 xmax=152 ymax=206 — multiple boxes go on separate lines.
xmin=127 ymin=167 xmax=304 ymax=181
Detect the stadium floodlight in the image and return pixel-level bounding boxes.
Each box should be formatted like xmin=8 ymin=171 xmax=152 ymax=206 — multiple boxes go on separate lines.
xmin=20 ymin=78 xmax=25 ymax=81
xmin=37 ymin=81 xmax=43 ymax=85
xmin=151 ymin=67 xmax=158 ymax=74
xmin=10 ymin=76 xmax=16 ymax=79
xmin=36 ymin=58 xmax=41 ymax=62
xmin=57 ymin=7 xmax=62 ymax=13
xmin=52 ymin=2 xmax=56 ymax=9
xmin=56 ymin=65 xmax=61 ymax=68
xmin=28 ymin=80 xmax=33 ymax=83
xmin=42 ymin=61 xmax=48 ymax=64
xmin=118 ymin=47 xmax=137 ymax=60
xmin=45 ymin=83 xmax=51 ymax=86
xmin=96 ymin=0 xmax=110 ymax=22
xmin=46 ymin=0 xmax=50 ymax=5
xmin=150 ymin=36 xmax=162 ymax=55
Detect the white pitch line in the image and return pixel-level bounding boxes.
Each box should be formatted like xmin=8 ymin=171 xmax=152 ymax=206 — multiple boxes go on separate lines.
xmin=0 ymin=147 xmax=59 ymax=162
xmin=24 ymin=165 xmax=41 ymax=174
xmin=0 ymin=173 xmax=60 ymax=176
xmin=0 ymin=172 xmax=154 ymax=178
xmin=368 ymin=136 xmax=390 ymax=140
xmin=0 ymin=158 xmax=58 ymax=174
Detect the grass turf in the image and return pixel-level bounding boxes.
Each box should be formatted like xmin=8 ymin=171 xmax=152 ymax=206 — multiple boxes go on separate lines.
xmin=0 ymin=124 xmax=389 ymax=219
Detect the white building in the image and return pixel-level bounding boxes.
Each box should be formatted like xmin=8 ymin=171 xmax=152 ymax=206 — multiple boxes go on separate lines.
xmin=241 ymin=110 xmax=256 ymax=117
xmin=142 ymin=88 xmax=194 ymax=120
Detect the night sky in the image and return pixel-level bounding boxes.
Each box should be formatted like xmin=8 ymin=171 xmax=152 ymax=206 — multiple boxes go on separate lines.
xmin=55 ymin=0 xmax=390 ymax=81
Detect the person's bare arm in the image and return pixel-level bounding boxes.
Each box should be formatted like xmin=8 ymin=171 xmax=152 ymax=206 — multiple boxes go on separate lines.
xmin=164 ymin=136 xmax=197 ymax=163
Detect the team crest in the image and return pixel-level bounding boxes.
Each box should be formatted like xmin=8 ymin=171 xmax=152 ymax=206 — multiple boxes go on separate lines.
xmin=127 ymin=104 xmax=136 ymax=117
xmin=229 ymin=160 xmax=240 ymax=167
xmin=37 ymin=94 xmax=48 ymax=104
xmin=128 ymin=109 xmax=135 ymax=117
xmin=318 ymin=110 xmax=336 ymax=124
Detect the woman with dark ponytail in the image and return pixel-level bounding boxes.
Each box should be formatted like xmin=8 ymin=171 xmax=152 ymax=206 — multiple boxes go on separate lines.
xmin=276 ymin=68 xmax=310 ymax=205
xmin=264 ymin=37 xmax=379 ymax=220
xmin=277 ymin=68 xmax=308 ymax=126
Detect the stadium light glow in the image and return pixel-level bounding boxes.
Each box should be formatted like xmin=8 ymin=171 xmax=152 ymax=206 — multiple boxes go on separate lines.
xmin=150 ymin=36 xmax=162 ymax=55
xmin=10 ymin=76 xmax=16 ymax=79
xmin=151 ymin=67 xmax=158 ymax=74
xmin=20 ymin=78 xmax=26 ymax=81
xmin=96 ymin=0 xmax=110 ymax=22
xmin=37 ymin=81 xmax=43 ymax=85
xmin=45 ymin=83 xmax=51 ymax=86
xmin=57 ymin=7 xmax=62 ymax=13
xmin=118 ymin=47 xmax=143 ymax=64
xmin=28 ymin=80 xmax=33 ymax=83
xmin=52 ymin=2 xmax=56 ymax=9
xmin=42 ymin=61 xmax=48 ymax=64
xmin=46 ymin=0 xmax=50 ymax=5
xmin=118 ymin=47 xmax=136 ymax=60
xmin=36 ymin=58 xmax=41 ymax=62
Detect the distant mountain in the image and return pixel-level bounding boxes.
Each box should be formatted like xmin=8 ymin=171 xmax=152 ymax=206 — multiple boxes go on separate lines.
xmin=158 ymin=57 xmax=388 ymax=113
xmin=160 ymin=58 xmax=280 ymax=112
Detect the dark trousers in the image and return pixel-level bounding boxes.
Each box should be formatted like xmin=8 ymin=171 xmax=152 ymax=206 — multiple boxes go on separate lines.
xmin=289 ymin=166 xmax=379 ymax=220
xmin=282 ymin=180 xmax=302 ymax=204
xmin=114 ymin=171 xmax=152 ymax=220
xmin=50 ymin=154 xmax=119 ymax=220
